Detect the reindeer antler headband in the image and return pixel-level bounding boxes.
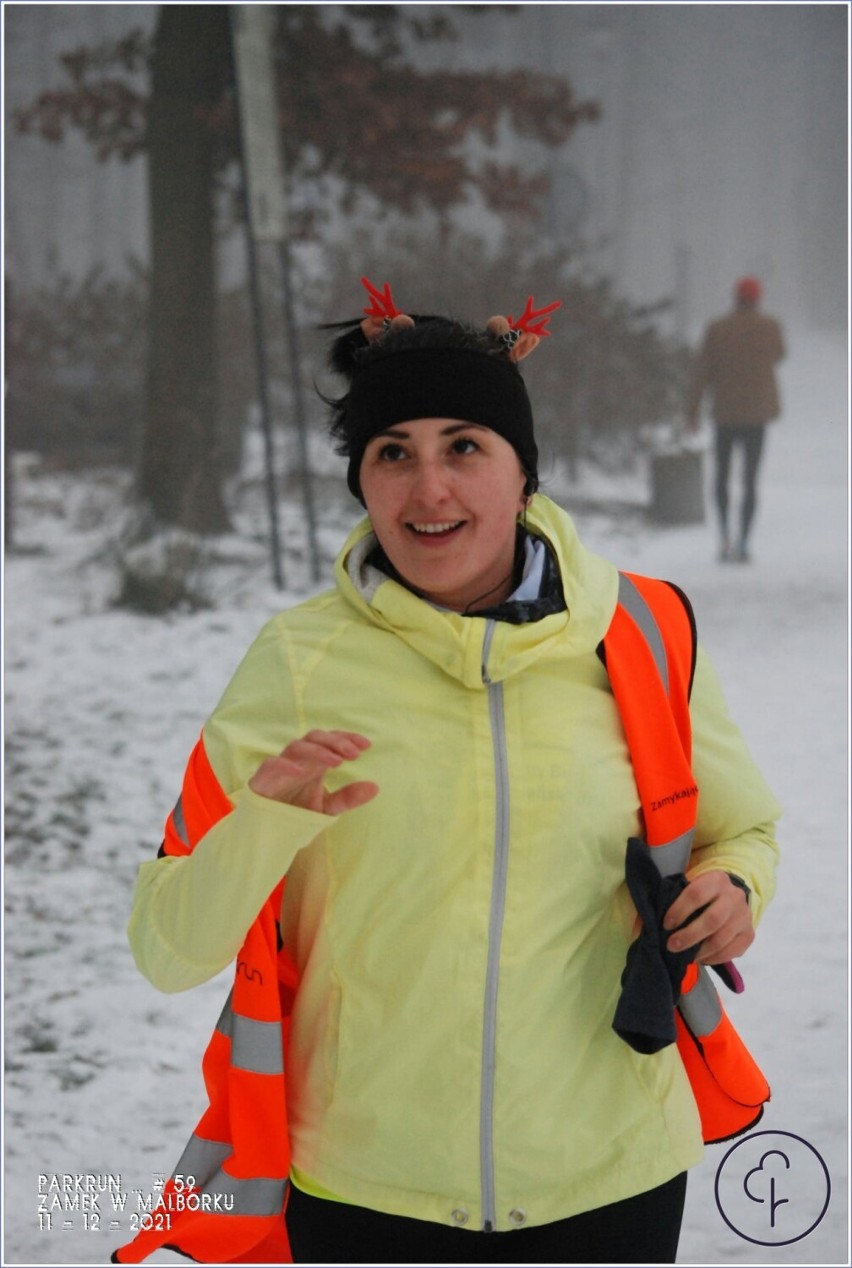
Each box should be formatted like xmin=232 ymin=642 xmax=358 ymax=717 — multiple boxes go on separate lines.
xmin=359 ymin=276 xmax=561 ymax=362
xmin=327 ymin=278 xmax=561 ymax=503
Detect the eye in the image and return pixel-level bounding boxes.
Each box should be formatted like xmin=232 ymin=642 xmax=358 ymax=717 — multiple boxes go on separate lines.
xmin=450 ymin=436 xmax=480 ymax=455
xmin=376 ymin=441 xmax=408 ymax=462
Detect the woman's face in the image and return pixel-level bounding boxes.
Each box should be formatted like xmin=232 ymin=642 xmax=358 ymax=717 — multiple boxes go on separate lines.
xmin=359 ymin=418 xmax=528 ymax=613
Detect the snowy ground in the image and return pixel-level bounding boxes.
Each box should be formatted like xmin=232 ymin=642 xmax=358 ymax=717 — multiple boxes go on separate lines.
xmin=3 ymin=328 xmax=849 ymax=1267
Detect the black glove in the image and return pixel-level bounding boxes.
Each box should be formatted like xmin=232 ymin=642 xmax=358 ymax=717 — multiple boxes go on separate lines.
xmin=612 ymin=836 xmax=699 ymax=1054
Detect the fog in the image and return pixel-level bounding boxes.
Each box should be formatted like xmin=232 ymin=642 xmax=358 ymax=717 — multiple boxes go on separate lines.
xmin=3 ymin=4 xmax=848 ymax=340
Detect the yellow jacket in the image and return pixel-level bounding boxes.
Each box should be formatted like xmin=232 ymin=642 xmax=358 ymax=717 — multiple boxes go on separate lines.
xmin=128 ymin=495 xmax=780 ymax=1232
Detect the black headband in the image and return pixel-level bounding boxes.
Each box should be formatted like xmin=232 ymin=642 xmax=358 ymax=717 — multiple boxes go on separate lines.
xmin=342 ymin=345 xmax=537 ymax=501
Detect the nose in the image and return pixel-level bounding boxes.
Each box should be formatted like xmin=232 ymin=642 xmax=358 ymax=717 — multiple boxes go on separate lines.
xmin=410 ymin=456 xmax=452 ymax=505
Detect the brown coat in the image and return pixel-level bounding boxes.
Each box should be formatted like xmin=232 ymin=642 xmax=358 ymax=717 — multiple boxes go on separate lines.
xmin=688 ymin=308 xmax=785 ymax=426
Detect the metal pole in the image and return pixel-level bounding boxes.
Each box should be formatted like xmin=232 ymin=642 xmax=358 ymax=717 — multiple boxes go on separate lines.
xmin=278 ymin=241 xmax=321 ymax=583
xmin=229 ymin=11 xmax=284 ymax=591
xmin=243 ymin=233 xmax=285 ymax=590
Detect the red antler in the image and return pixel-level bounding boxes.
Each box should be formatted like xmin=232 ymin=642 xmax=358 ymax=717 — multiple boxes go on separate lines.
xmin=507 ymin=296 xmax=562 ymax=338
xmin=361 ymin=277 xmax=402 ymax=322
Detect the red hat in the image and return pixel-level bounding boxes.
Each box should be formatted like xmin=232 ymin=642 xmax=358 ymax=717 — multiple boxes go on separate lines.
xmin=735 ymin=276 xmax=762 ymax=305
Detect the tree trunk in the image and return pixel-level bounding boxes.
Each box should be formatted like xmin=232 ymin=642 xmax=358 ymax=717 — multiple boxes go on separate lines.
xmin=138 ymin=5 xmax=232 ymax=533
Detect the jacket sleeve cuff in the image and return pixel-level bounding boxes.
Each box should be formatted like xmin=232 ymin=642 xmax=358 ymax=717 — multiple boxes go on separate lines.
xmin=128 ymin=790 xmax=332 ymax=993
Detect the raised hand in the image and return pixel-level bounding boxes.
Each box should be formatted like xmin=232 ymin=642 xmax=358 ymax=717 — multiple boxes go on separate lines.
xmin=249 ymin=730 xmax=379 ymax=817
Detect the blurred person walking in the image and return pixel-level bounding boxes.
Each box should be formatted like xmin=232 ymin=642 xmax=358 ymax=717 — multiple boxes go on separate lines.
xmin=686 ymin=277 xmax=785 ymax=562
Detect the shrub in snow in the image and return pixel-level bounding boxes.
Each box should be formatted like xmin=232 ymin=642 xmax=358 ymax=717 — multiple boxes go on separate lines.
xmin=116 ymin=527 xmax=210 ymax=614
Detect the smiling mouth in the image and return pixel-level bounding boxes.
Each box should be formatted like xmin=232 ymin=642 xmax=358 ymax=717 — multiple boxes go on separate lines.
xmin=408 ymin=521 xmax=465 ymax=537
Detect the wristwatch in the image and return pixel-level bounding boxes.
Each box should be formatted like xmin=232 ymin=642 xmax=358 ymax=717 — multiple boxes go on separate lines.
xmin=726 ymin=872 xmax=751 ymax=905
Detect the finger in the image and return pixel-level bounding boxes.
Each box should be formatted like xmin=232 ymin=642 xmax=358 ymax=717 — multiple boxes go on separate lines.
xmin=287 ymin=732 xmax=372 ymax=767
xmin=251 ymin=733 xmax=374 ymax=805
xmin=324 ymin=781 xmax=380 ymax=817
xmin=249 ymin=745 xmax=346 ymax=791
xmin=665 ymin=874 xmax=753 ymax=954
xmin=663 ymin=878 xmax=724 ymax=930
xmin=248 ymin=756 xmax=317 ymax=799
xmin=284 ymin=737 xmax=363 ymax=769
xmin=696 ymin=926 xmax=755 ymax=965
xmin=667 ymin=925 xmax=705 ymax=955
xmin=284 ymin=740 xmax=345 ymax=771
xmin=303 ymin=730 xmax=372 ymax=755
xmin=671 ymin=907 xmax=753 ymax=957
xmin=665 ymin=902 xmax=720 ymax=953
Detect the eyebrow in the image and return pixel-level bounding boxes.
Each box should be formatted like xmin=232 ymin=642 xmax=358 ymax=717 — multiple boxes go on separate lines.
xmin=370 ymin=422 xmax=489 ymax=441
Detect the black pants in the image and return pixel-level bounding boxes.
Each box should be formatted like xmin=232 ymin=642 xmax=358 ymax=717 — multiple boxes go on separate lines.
xmin=285 ymin=1172 xmax=687 ymax=1264
xmin=714 ymin=423 xmax=767 ymax=544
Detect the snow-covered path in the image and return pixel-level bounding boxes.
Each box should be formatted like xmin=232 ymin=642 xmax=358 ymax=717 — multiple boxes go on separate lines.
xmin=3 ymin=330 xmax=848 ymax=1266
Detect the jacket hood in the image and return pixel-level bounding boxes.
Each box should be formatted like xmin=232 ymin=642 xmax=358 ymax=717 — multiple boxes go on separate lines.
xmin=334 ymin=494 xmax=619 ymax=689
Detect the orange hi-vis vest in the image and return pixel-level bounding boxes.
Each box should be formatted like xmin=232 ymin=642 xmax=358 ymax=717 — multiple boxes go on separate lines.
xmin=114 ymin=570 xmax=769 ymax=1265
xmin=604 ymin=572 xmax=769 ymax=1145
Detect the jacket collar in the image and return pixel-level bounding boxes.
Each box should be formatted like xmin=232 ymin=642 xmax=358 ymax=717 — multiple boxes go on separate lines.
xmin=364 ymin=528 xmax=566 ymax=626
xmin=335 ymin=495 xmax=619 ymax=689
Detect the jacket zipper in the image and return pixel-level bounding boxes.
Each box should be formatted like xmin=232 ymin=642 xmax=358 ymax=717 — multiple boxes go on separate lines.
xmin=479 ymin=620 xmax=510 ymax=1232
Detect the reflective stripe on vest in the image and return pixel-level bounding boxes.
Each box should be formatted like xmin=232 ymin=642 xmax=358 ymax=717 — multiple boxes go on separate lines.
xmin=604 ymin=572 xmax=769 ymax=1146
xmin=170 ymin=795 xmax=189 ymax=849
xmin=677 ymin=961 xmax=722 ymax=1038
xmin=614 ymin=573 xmax=694 ymax=872
xmin=216 ymin=992 xmax=285 ymax=1076
xmin=617 ymin=573 xmax=671 ymax=693
xmin=171 ymin=1133 xmax=288 ymax=1216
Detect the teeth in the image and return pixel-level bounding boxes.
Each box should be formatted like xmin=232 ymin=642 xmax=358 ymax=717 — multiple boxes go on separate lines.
xmin=410 ymin=521 xmax=461 ymax=534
